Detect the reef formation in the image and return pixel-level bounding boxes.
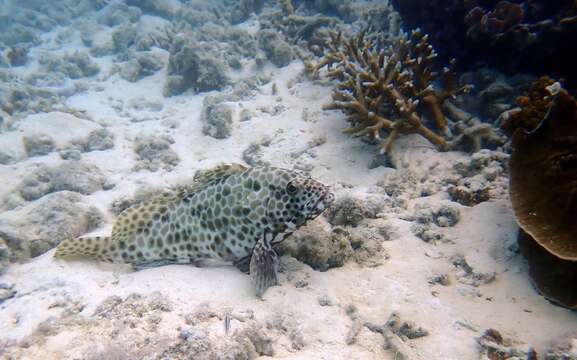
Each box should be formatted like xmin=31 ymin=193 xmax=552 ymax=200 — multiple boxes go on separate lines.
xmin=391 ymin=0 xmax=577 ymax=89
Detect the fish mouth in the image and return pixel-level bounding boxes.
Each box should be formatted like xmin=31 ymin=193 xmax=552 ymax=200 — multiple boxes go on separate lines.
xmin=305 ymin=189 xmax=335 ymax=220
xmin=283 ymin=189 xmax=335 ymax=231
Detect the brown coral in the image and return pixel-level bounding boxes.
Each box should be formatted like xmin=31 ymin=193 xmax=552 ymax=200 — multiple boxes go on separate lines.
xmin=510 ymin=83 xmax=577 ymax=261
xmin=500 ymin=76 xmax=558 ymax=136
xmin=518 ymin=229 xmax=577 ymax=309
xmin=307 ymin=29 xmax=470 ymax=154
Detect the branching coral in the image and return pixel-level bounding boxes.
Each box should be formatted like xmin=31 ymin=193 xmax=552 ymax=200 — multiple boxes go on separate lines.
xmin=307 ymin=29 xmax=470 ymax=154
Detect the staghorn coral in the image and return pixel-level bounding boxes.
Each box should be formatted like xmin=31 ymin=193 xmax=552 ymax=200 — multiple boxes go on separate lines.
xmin=307 ymin=29 xmax=470 ymax=154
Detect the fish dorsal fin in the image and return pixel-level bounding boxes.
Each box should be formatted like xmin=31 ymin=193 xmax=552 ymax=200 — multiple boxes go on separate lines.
xmin=177 ymin=163 xmax=248 ymax=195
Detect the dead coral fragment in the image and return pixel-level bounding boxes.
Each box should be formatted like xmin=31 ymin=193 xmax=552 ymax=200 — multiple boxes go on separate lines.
xmin=476 ymin=328 xmax=537 ymax=360
xmin=309 ymin=29 xmax=470 ymax=154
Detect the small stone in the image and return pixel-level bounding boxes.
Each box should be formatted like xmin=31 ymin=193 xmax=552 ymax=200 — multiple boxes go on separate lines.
xmin=59 ymin=149 xmax=82 ymax=160
xmin=0 ymin=285 xmax=15 ymax=303
xmin=318 ymin=295 xmax=333 ymax=306
xmin=23 ymin=134 xmax=55 ymax=157
xmin=294 ymin=279 xmax=308 ymax=288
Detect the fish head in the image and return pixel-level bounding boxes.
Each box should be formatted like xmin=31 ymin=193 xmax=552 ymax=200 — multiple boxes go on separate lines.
xmin=266 ymin=169 xmax=334 ymax=231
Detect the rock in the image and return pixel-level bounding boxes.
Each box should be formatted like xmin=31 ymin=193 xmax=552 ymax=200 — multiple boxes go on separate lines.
xmin=228 ymin=0 xmax=265 ymax=24
xmin=545 ymin=333 xmax=577 ymax=360
xmin=447 ymin=150 xmax=509 ymax=206
xmin=73 ymin=128 xmax=115 ymax=152
xmin=0 ymin=191 xmax=103 ymax=257
xmin=133 ymin=134 xmax=180 ymax=171
xmin=97 ymin=2 xmax=142 ymax=26
xmin=239 ymin=108 xmax=254 ymax=122
xmin=318 ymin=295 xmax=334 ymax=306
xmin=480 ymin=81 xmax=514 ymax=104
xmin=200 ymin=95 xmax=234 ymax=139
xmin=325 ymin=194 xmax=376 ymax=227
xmin=126 ymin=0 xmax=181 ymax=19
xmin=19 ymin=161 xmax=107 ymax=201
xmin=279 ymin=218 xmax=354 ymax=271
xmin=0 ymin=284 xmax=15 ymax=304
xmin=16 ymin=112 xmax=102 ymax=150
xmin=258 ymin=30 xmax=293 ymax=67
xmin=23 ymin=134 xmax=56 ymax=157
xmin=164 ymin=35 xmax=230 ymax=96
xmin=411 ymin=223 xmax=449 ymax=244
xmin=59 ymin=149 xmax=82 ymax=160
xmin=451 ymin=255 xmax=496 ymax=287
xmin=119 ymin=53 xmax=164 ymax=82
xmin=408 ymin=203 xmax=460 ymax=227
xmin=476 ymin=329 xmax=537 ymax=360
xmin=6 ymin=45 xmax=29 ymax=66
xmin=242 ymin=140 xmax=271 ymax=167
xmin=112 ymin=24 xmax=138 ymax=53
xmin=39 ymin=51 xmax=99 ymax=79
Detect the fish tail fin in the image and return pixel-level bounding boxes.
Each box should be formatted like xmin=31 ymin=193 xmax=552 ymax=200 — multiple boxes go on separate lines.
xmin=54 ymin=236 xmax=114 ymax=262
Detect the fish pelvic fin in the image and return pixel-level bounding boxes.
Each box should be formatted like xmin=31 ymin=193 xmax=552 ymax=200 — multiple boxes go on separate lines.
xmin=250 ymin=233 xmax=279 ymax=298
xmin=54 ymin=236 xmax=114 ymax=262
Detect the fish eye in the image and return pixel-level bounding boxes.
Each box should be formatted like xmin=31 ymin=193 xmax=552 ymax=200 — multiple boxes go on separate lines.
xmin=286 ymin=182 xmax=298 ymax=194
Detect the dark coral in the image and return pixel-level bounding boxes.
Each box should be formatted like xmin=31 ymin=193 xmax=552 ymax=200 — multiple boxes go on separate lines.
xmin=391 ymin=0 xmax=577 ymax=89
xmin=509 ymin=80 xmax=577 ymax=308
xmin=307 ymin=29 xmax=470 ymax=154
xmin=518 ymin=229 xmax=577 ymax=310
xmin=510 ymin=82 xmax=577 ymax=261
xmin=499 ymin=76 xmax=557 ymax=135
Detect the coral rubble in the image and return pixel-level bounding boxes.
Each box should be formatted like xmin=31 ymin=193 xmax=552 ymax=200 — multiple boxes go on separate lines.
xmin=307 ymin=29 xmax=471 ymax=154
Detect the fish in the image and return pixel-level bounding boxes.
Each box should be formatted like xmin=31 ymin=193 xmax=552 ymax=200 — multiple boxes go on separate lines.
xmin=54 ymin=163 xmax=335 ymax=297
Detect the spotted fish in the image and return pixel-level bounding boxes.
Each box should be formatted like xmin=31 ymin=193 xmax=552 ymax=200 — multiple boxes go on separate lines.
xmin=54 ymin=164 xmax=335 ymax=297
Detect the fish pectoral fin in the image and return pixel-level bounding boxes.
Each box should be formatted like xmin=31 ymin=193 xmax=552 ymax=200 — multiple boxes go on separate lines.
xmin=234 ymin=255 xmax=251 ymax=274
xmin=249 ymin=237 xmax=278 ymax=298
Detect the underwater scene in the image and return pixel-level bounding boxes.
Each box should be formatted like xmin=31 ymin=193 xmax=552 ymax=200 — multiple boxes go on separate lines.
xmin=0 ymin=0 xmax=576 ymax=358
